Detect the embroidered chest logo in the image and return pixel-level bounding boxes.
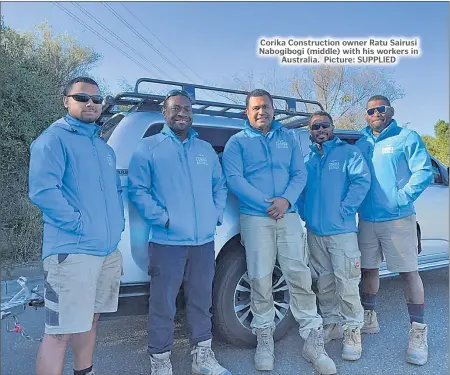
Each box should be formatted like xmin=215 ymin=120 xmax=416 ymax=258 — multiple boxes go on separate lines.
xmin=106 ymin=153 xmax=114 ymax=166
xmin=196 ymin=154 xmax=208 ymax=165
xmin=381 ymin=146 xmax=394 ymax=154
xmin=328 ymin=160 xmax=340 ymax=170
xmin=276 ymin=140 xmax=289 ymax=149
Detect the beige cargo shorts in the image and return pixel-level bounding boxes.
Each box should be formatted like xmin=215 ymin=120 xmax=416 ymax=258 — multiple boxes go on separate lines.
xmin=357 ymin=214 xmax=418 ymax=272
xmin=42 ymin=249 xmax=123 ymax=334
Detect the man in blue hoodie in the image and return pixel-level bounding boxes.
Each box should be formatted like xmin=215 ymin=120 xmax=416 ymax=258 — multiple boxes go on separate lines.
xmin=128 ymin=89 xmax=230 ymax=375
xmin=356 ymin=95 xmax=433 ymax=366
xmin=222 ymin=90 xmax=336 ymax=375
xmin=28 ymin=77 xmax=125 ymax=375
xmin=298 ymin=111 xmax=370 ymax=362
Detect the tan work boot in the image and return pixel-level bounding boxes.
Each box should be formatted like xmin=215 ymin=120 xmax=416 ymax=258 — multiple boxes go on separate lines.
xmin=361 ymin=310 xmax=380 ymax=334
xmin=254 ymin=327 xmax=275 ymax=371
xmin=406 ymin=322 xmax=428 ymax=366
xmin=342 ymin=327 xmax=362 ymax=361
xmin=150 ymin=351 xmax=172 ymax=375
xmin=191 ymin=339 xmax=231 ymax=375
xmin=323 ymin=323 xmax=343 ymax=344
xmin=302 ymin=327 xmax=337 ymax=375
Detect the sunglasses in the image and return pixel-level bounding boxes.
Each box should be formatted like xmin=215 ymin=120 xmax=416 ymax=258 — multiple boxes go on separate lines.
xmin=366 ymin=105 xmax=391 ymax=116
xmin=311 ymin=122 xmax=333 ymax=131
xmin=67 ymin=93 xmax=104 ymax=104
xmin=165 ymin=89 xmax=192 ymax=102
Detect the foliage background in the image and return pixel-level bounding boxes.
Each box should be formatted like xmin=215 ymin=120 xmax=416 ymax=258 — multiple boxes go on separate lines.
xmin=0 ymin=20 xmax=100 ymax=266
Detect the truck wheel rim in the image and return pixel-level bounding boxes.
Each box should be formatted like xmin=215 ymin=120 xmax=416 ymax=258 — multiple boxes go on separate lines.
xmin=233 ymin=266 xmax=290 ymax=330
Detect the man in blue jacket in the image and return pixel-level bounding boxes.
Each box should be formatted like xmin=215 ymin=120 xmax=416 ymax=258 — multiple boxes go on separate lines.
xmin=298 ymin=111 xmax=370 ymax=362
xmin=128 ymin=89 xmax=230 ymax=375
xmin=222 ymin=90 xmax=336 ymax=375
xmin=356 ymin=95 xmax=433 ymax=366
xmin=29 ymin=77 xmax=125 ymax=375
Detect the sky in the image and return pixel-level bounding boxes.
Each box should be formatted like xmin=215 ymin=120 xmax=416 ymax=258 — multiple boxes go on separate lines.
xmin=2 ymin=1 xmax=449 ymax=136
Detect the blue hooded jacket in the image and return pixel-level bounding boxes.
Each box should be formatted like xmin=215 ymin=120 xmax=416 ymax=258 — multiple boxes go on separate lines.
xmin=28 ymin=115 xmax=125 ymax=259
xmin=355 ymin=120 xmax=433 ymax=222
xmin=222 ymin=120 xmax=307 ymax=216
xmin=298 ymin=136 xmax=371 ymax=236
xmin=128 ymin=124 xmax=227 ymax=246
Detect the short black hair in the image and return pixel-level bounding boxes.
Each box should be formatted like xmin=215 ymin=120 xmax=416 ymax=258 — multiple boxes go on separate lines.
xmin=163 ymin=89 xmax=192 ymax=110
xmin=309 ymin=110 xmax=333 ymax=125
xmin=246 ymin=89 xmax=274 ymax=108
xmin=367 ymin=95 xmax=391 ymax=106
xmin=63 ymin=76 xmax=99 ymax=96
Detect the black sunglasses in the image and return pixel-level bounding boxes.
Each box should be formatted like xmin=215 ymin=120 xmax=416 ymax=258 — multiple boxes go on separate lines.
xmin=67 ymin=93 xmax=104 ymax=104
xmin=311 ymin=122 xmax=333 ymax=131
xmin=165 ymin=89 xmax=192 ymax=102
xmin=366 ymin=105 xmax=391 ymax=116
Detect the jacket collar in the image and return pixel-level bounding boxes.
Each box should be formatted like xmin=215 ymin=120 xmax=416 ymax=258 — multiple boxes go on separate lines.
xmin=161 ymin=123 xmax=198 ymax=143
xmin=61 ymin=114 xmax=101 ymax=138
xmin=310 ymin=135 xmax=343 ymax=155
xmin=361 ymin=119 xmax=398 ymax=142
xmin=243 ymin=119 xmax=283 ymax=138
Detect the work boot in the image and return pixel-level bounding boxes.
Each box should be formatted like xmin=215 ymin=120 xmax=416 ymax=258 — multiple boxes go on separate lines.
xmin=150 ymin=351 xmax=172 ymax=375
xmin=191 ymin=339 xmax=231 ymax=375
xmin=254 ymin=327 xmax=275 ymax=371
xmin=406 ymin=322 xmax=428 ymax=365
xmin=361 ymin=310 xmax=380 ymax=334
xmin=302 ymin=327 xmax=337 ymax=375
xmin=342 ymin=327 xmax=362 ymax=361
xmin=323 ymin=323 xmax=343 ymax=344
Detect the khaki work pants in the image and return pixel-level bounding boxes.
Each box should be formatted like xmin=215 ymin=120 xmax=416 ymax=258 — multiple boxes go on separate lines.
xmin=240 ymin=213 xmax=323 ymax=339
xmin=307 ymin=231 xmax=364 ymax=330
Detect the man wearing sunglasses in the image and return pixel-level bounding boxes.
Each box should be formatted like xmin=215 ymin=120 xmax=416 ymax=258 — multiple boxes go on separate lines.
xmin=222 ymin=90 xmax=336 ymax=374
xmin=356 ymin=95 xmax=433 ymax=366
xmin=28 ymin=76 xmax=125 ymax=375
xmin=128 ymin=90 xmax=230 ymax=375
xmin=297 ymin=111 xmax=370 ymax=363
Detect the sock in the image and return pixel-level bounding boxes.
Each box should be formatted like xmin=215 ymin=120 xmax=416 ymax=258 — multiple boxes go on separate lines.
xmin=360 ymin=292 xmax=377 ymax=311
xmin=407 ymin=303 xmax=425 ymax=324
xmin=74 ymin=366 xmax=93 ymax=375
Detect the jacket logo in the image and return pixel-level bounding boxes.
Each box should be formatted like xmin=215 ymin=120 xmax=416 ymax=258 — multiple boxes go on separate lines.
xmin=196 ymin=154 xmax=208 ymax=165
xmin=381 ymin=146 xmax=394 ymax=154
xmin=106 ymin=153 xmax=114 ymax=166
xmin=276 ymin=140 xmax=289 ymax=149
xmin=328 ymin=160 xmax=340 ymax=170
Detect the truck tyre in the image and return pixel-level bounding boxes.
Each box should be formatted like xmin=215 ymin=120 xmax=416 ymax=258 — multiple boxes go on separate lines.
xmin=212 ymin=242 xmax=296 ymax=348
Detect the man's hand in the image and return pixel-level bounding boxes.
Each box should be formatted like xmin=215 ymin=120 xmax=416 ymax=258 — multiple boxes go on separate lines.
xmin=265 ymin=197 xmax=290 ymax=220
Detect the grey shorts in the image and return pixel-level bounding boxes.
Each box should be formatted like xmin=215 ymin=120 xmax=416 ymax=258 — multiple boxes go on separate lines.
xmin=43 ymin=249 xmax=123 ymax=334
xmin=357 ymin=215 xmax=418 ymax=273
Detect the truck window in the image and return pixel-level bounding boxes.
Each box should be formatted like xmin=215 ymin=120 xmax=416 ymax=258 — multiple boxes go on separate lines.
xmin=431 ymin=159 xmax=443 ymax=184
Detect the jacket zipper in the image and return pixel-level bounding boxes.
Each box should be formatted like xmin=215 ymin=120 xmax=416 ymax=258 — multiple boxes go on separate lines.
xmin=319 ymin=153 xmax=324 ymax=234
xmin=93 ymin=138 xmax=110 ymax=250
xmin=264 ymin=137 xmax=276 ymax=198
xmin=183 ymin=144 xmax=198 ymax=243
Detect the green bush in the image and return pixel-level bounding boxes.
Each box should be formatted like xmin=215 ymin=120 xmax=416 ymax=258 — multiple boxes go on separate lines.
xmin=0 ymin=20 xmax=101 ymax=266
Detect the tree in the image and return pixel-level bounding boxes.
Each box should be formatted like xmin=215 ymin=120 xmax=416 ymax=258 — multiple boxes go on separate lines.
xmin=0 ymin=20 xmax=101 ymax=265
xmin=422 ymin=120 xmax=449 ymax=165
xmin=219 ymin=66 xmax=404 ymax=130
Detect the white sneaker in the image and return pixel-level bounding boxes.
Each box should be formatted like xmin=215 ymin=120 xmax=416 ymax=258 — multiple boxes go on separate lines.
xmin=191 ymin=339 xmax=231 ymax=375
xmin=150 ymin=351 xmax=172 ymax=375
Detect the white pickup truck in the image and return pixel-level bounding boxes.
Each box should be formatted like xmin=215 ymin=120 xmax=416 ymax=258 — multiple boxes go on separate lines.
xmin=99 ymin=78 xmax=449 ymax=348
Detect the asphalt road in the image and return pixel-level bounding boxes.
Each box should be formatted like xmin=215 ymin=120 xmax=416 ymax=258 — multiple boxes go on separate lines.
xmin=1 ymin=268 xmax=448 ymax=375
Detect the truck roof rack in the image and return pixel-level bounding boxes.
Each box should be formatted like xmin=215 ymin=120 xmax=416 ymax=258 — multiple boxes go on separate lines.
xmin=99 ymin=77 xmax=324 ymax=128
